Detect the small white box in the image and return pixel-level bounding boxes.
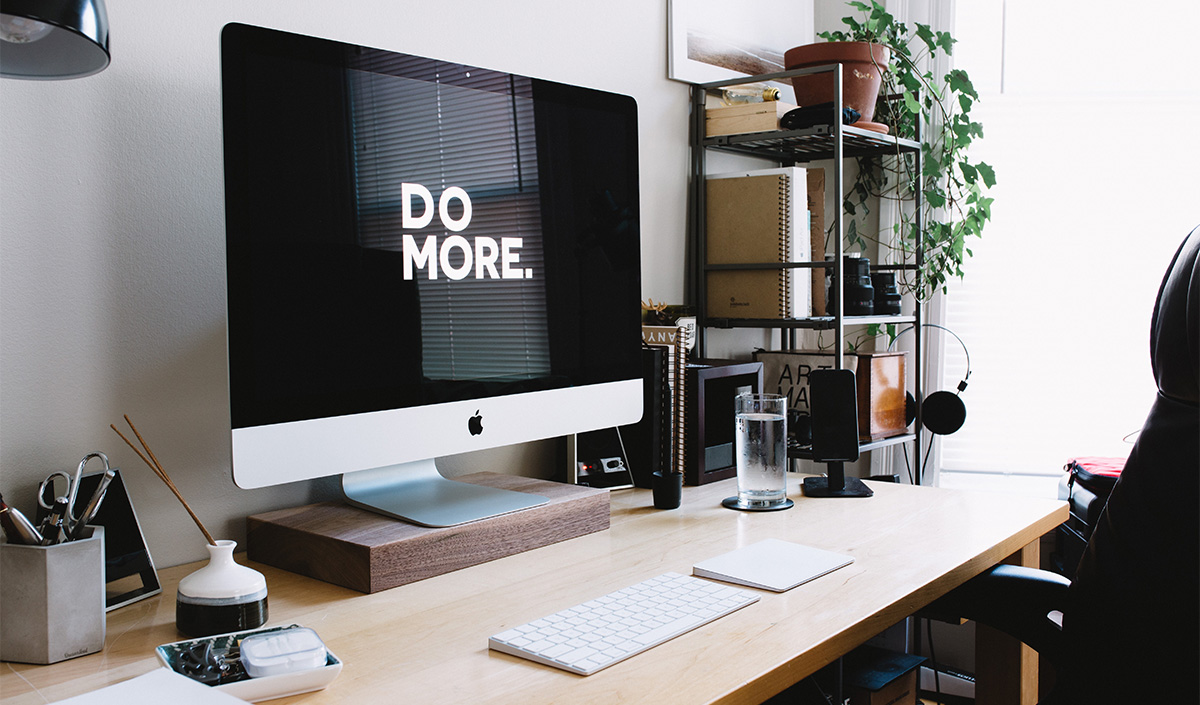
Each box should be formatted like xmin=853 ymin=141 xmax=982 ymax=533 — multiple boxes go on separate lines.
xmin=240 ymin=627 xmax=328 ymax=678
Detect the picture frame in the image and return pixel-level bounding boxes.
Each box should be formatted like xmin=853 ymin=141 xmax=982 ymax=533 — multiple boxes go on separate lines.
xmin=668 ymin=0 xmax=815 ymax=84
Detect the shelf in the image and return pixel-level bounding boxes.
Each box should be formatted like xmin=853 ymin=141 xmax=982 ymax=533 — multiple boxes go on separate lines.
xmin=705 ymin=315 xmax=915 ymax=330
xmin=704 ymin=262 xmax=917 ymax=272
xmin=703 ymin=123 xmax=920 ymax=163
xmin=787 ymin=433 xmax=916 ymax=461
xmin=688 ymin=65 xmax=928 ymax=483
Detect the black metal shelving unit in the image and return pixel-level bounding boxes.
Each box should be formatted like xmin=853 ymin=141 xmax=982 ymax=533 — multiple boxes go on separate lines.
xmin=687 ymin=64 xmax=929 ymax=480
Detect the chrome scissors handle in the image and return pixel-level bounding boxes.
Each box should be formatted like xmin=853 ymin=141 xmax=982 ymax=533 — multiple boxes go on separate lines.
xmin=38 ymin=471 xmax=74 ymax=510
xmin=37 ymin=452 xmax=111 ymax=523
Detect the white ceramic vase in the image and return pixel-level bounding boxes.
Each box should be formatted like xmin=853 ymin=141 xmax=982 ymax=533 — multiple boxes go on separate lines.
xmin=176 ymin=540 xmax=268 ymax=637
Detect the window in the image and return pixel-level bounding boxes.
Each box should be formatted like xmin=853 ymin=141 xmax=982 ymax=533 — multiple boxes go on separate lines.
xmin=936 ymin=0 xmax=1200 ymax=495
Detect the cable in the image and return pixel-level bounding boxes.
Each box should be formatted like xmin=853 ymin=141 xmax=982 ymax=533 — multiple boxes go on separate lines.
xmin=891 ymin=323 xmax=972 ymax=483
xmin=888 ymin=322 xmax=972 ymax=385
xmin=926 ymin=618 xmax=943 ymax=704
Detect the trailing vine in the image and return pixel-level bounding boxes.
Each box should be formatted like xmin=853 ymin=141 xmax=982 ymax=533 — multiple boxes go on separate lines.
xmin=821 ymin=0 xmax=995 ymax=301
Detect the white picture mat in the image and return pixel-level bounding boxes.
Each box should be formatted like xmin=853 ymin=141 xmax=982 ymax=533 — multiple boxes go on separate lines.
xmin=668 ymin=0 xmax=815 ymax=84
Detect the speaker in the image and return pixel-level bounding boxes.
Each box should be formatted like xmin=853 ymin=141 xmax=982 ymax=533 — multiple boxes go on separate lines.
xmin=613 ymin=345 xmax=669 ymax=488
xmin=894 ymin=324 xmax=971 ymax=436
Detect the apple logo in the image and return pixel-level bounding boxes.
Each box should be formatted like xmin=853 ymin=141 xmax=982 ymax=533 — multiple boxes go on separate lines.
xmin=468 ymin=410 xmax=484 ymax=436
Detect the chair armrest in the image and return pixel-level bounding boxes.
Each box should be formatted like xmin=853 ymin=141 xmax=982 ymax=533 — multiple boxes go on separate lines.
xmin=921 ymin=564 xmax=1071 ymax=664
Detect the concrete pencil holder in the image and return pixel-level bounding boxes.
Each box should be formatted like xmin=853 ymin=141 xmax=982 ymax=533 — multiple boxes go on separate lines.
xmin=0 ymin=526 xmax=105 ymax=664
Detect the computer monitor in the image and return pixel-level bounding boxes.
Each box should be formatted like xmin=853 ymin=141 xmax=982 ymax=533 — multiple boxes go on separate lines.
xmin=220 ymin=24 xmax=643 ymax=527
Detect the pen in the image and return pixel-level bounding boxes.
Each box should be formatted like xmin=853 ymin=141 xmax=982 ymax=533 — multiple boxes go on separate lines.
xmin=0 ymin=493 xmax=45 ymax=545
xmin=70 ymin=469 xmax=115 ymax=540
xmin=39 ymin=497 xmax=70 ymax=546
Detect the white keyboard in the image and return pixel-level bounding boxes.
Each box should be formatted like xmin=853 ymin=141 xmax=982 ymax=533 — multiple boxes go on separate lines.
xmin=488 ymin=572 xmax=759 ymax=675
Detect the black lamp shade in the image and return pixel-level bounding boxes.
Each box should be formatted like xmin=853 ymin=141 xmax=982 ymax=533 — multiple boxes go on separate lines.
xmin=0 ymin=0 xmax=110 ymax=79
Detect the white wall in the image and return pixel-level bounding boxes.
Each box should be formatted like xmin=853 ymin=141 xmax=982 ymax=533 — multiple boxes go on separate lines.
xmin=0 ymin=0 xmax=697 ymax=566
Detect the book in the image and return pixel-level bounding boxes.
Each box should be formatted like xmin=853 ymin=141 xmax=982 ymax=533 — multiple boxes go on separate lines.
xmin=806 ymin=168 xmax=827 ymax=316
xmin=641 ymin=321 xmax=695 ymax=477
xmin=693 ymin=538 xmax=854 ymax=592
xmin=706 ymin=167 xmax=811 ymax=319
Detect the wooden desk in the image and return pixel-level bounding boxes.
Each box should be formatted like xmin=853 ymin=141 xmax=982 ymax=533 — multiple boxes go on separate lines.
xmin=1 ymin=477 xmax=1066 ymax=705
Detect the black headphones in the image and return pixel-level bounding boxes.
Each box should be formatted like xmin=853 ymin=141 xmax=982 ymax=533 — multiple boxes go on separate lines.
xmin=890 ymin=324 xmax=971 ymax=435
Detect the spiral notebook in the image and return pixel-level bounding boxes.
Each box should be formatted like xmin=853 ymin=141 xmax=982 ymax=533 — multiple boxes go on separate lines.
xmin=693 ymin=538 xmax=854 ymax=592
xmin=705 ymin=167 xmax=811 ymax=319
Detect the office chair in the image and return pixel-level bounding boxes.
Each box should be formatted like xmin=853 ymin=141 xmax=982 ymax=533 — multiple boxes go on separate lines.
xmin=924 ymin=227 xmax=1199 ymax=705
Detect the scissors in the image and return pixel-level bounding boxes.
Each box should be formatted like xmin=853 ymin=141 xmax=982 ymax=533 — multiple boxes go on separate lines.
xmin=38 ymin=452 xmax=110 ymax=528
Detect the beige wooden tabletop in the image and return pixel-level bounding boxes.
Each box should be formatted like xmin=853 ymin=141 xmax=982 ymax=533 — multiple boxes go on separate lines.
xmin=0 ymin=475 xmax=1066 ymax=705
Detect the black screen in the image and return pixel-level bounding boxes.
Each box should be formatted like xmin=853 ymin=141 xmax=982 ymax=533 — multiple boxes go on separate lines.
xmin=221 ymin=24 xmax=641 ymax=430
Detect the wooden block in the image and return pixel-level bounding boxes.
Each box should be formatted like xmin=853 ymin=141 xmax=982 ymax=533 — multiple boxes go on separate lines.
xmin=705 ymin=101 xmax=795 ymax=137
xmin=856 ymin=352 xmax=908 ymax=441
xmin=246 ymin=473 xmax=609 ymax=593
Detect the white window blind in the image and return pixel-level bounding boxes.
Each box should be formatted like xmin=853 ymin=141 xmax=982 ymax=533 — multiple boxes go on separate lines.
xmin=348 ymin=56 xmax=550 ymax=381
xmin=937 ymin=0 xmax=1200 ymax=485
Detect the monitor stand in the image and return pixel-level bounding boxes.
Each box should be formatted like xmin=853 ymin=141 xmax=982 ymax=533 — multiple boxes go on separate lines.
xmin=342 ymin=459 xmax=549 ymax=527
xmin=802 ymin=461 xmax=874 ymax=498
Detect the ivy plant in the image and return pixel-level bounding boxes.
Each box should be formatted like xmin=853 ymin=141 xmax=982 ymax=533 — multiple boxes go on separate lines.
xmin=821 ymin=0 xmax=995 ymax=301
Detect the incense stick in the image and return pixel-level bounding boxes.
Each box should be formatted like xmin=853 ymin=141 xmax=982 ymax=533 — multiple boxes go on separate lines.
xmin=111 ymin=415 xmax=217 ymax=546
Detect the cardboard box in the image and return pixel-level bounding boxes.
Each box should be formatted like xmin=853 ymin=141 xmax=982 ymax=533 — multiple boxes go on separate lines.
xmin=754 ymin=350 xmax=909 ymax=441
xmin=705 ymin=101 xmax=795 ymax=137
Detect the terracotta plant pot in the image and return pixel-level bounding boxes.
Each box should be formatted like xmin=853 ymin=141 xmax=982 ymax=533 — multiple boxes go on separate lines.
xmin=783 ymin=42 xmax=890 ymax=125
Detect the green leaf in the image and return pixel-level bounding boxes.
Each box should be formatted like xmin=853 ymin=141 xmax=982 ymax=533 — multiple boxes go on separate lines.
xmin=903 ymin=91 xmax=921 ymax=115
xmin=959 ymin=162 xmax=978 ymax=184
xmin=923 ymin=156 xmax=943 ymax=178
xmin=936 ymin=31 xmax=957 ymax=54
xmin=947 ymin=69 xmax=979 ymax=100
xmin=976 ymin=162 xmax=997 ymax=188
xmin=914 ymin=24 xmax=937 ymax=52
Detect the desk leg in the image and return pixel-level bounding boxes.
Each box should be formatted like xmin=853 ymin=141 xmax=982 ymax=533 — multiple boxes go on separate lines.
xmin=975 ymin=540 xmax=1040 ymax=705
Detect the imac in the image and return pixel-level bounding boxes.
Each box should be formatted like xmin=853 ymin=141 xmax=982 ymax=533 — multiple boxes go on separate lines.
xmin=220 ymin=24 xmax=643 ymax=527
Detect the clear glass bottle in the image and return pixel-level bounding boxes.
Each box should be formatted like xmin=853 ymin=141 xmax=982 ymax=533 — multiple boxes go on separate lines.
xmin=720 ymin=83 xmax=781 ymax=106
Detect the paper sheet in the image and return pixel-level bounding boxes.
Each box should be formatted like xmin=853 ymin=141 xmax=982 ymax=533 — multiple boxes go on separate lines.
xmin=51 ymin=668 xmax=247 ymax=704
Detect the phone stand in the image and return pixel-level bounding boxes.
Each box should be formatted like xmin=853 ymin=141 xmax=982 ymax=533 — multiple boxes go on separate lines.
xmin=802 ymin=461 xmax=873 ymax=497
xmin=803 ymin=369 xmax=874 ymax=498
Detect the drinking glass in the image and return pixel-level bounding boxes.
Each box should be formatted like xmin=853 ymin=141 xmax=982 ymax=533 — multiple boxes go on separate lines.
xmin=724 ymin=393 xmax=792 ymax=511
